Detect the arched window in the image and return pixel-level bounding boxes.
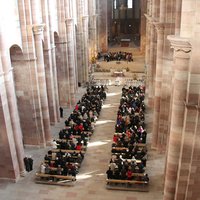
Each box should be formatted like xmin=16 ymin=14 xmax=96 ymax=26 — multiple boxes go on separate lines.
xmin=128 ymin=0 xmax=132 ymax=8
xmin=114 ymin=0 xmax=117 ymax=9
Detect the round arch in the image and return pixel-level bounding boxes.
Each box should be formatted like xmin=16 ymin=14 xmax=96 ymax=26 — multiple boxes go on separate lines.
xmin=10 ymin=45 xmax=36 ymax=145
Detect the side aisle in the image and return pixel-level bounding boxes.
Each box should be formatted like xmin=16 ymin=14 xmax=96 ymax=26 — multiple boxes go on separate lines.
xmin=35 ymin=85 xmax=107 ymax=186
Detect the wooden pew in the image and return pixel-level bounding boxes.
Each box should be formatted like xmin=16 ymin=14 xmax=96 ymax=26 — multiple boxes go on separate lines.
xmin=132 ymin=173 xmax=146 ymax=177
xmin=51 ymin=149 xmax=86 ymax=154
xmin=112 ymin=143 xmax=146 ymax=148
xmin=106 ymin=178 xmax=149 ymax=192
xmin=35 ymin=172 xmax=76 ymax=186
xmin=111 ymin=145 xmax=146 ymax=154
xmin=106 ymin=179 xmax=148 ymax=184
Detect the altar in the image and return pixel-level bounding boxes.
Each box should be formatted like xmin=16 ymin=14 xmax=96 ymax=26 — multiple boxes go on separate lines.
xmin=120 ymin=39 xmax=131 ymax=47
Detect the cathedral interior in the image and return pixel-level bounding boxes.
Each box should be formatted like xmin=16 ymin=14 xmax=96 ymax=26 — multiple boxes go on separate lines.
xmin=0 ymin=0 xmax=200 ymax=200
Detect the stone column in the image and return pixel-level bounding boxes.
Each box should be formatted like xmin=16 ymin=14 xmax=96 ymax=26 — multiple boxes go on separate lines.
xmin=43 ymin=46 xmax=58 ymax=124
xmin=76 ymin=0 xmax=88 ymax=84
xmin=140 ymin=0 xmax=147 ymax=53
xmin=107 ymin=0 xmax=112 ymax=43
xmin=82 ymin=15 xmax=89 ymax=82
xmin=32 ymin=24 xmax=52 ymax=143
xmin=97 ymin=0 xmax=108 ymax=52
xmin=0 ymin=56 xmax=26 ymax=178
xmin=64 ymin=0 xmax=78 ymax=93
xmin=152 ymin=22 xmax=164 ymax=149
xmin=55 ymin=40 xmax=71 ymax=106
xmin=56 ymin=0 xmax=71 ymax=107
xmin=46 ymin=0 xmax=60 ymax=122
xmin=88 ymin=0 xmax=98 ymax=60
xmin=91 ymin=14 xmax=98 ymax=57
xmin=144 ymin=14 xmax=153 ymax=105
xmin=65 ymin=18 xmax=76 ymax=105
xmin=51 ymin=44 xmax=60 ymax=121
xmin=172 ymin=4 xmax=200 ymax=197
xmin=76 ymin=30 xmax=84 ymax=84
xmin=41 ymin=0 xmax=59 ymax=124
xmin=18 ymin=0 xmax=48 ymax=146
xmin=0 ymin=76 xmax=22 ymax=180
xmin=175 ymin=0 xmax=182 ymax=35
xmin=163 ymin=35 xmax=191 ymax=200
xmin=145 ymin=0 xmax=152 ymax=66
xmin=148 ymin=19 xmax=156 ymax=107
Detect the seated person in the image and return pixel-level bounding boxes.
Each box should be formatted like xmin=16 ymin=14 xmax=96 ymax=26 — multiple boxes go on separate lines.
xmin=40 ymin=162 xmax=46 ymax=174
xmin=127 ymin=169 xmax=132 ymax=180
xmin=57 ymin=165 xmax=63 ymax=175
xmin=106 ymin=167 xmax=113 ymax=179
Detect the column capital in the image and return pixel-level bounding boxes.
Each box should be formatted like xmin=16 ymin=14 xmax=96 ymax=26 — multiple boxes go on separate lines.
xmin=167 ymin=35 xmax=192 ymax=58
xmin=184 ymin=101 xmax=200 ymax=110
xmin=144 ymin=14 xmax=156 ymax=24
xmin=92 ymin=14 xmax=98 ymax=18
xmin=32 ymin=24 xmax=45 ymax=35
xmin=43 ymin=45 xmax=56 ymax=52
xmin=2 ymin=67 xmax=14 ymax=81
xmin=82 ymin=15 xmax=89 ymax=20
xmin=65 ymin=18 xmax=74 ymax=25
xmin=0 ymin=71 xmax=5 ymax=77
xmin=144 ymin=14 xmax=152 ymax=22
xmin=153 ymin=22 xmax=164 ymax=34
xmin=10 ymin=57 xmax=37 ymax=62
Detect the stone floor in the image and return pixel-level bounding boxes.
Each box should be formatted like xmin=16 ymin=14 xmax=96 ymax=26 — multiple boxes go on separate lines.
xmin=0 ymin=84 xmax=165 ymax=200
xmin=0 ymin=45 xmax=165 ymax=200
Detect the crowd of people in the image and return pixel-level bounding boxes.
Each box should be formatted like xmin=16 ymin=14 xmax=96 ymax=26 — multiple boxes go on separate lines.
xmin=97 ymin=51 xmax=133 ymax=62
xmin=38 ymin=85 xmax=107 ymax=181
xmin=106 ymin=84 xmax=149 ymax=184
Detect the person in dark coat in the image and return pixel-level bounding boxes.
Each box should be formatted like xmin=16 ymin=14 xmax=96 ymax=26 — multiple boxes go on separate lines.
xmin=24 ymin=157 xmax=30 ymax=172
xmin=106 ymin=167 xmax=113 ymax=179
xmin=28 ymin=156 xmax=33 ymax=171
xmin=59 ymin=107 xmax=64 ymax=118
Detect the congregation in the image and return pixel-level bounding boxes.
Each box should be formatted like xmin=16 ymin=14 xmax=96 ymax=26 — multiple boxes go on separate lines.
xmin=35 ymin=82 xmax=150 ymax=190
xmin=36 ymin=85 xmax=107 ymax=185
xmin=106 ymin=84 xmax=149 ymax=191
xmin=97 ymin=51 xmax=133 ymax=62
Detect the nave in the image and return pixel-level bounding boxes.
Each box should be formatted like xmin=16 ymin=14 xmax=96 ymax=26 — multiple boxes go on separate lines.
xmin=0 ymin=85 xmax=164 ymax=200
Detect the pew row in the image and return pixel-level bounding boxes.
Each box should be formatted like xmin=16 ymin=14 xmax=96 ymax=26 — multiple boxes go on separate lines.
xmin=35 ymin=172 xmax=76 ymax=186
xmin=51 ymin=149 xmax=86 ymax=154
xmin=106 ymin=179 xmax=149 ymax=192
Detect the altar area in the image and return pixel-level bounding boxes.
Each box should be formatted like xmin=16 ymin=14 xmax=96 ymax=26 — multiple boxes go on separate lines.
xmin=120 ymin=39 xmax=131 ymax=47
xmin=93 ymin=44 xmax=145 ymax=86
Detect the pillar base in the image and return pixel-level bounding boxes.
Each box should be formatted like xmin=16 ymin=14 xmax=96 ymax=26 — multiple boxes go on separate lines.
xmin=20 ymin=170 xmax=27 ymax=177
xmin=151 ymin=145 xmax=158 ymax=150
xmin=46 ymin=140 xmax=53 ymax=147
xmin=148 ymin=97 xmax=154 ymax=108
xmin=158 ymin=146 xmax=166 ymax=154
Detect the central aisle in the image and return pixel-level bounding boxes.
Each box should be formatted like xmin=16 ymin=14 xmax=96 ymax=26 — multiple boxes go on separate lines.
xmin=0 ymin=85 xmax=165 ymax=200
xmin=76 ymin=85 xmax=122 ymax=188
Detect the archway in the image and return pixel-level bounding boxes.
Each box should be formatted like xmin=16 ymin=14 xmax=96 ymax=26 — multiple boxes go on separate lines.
xmin=10 ymin=45 xmax=38 ymax=145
